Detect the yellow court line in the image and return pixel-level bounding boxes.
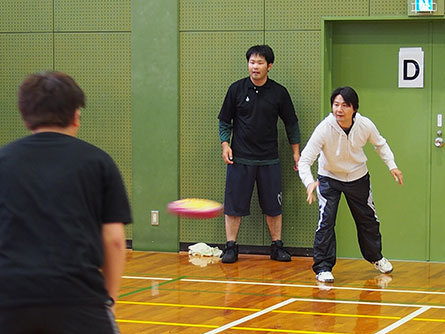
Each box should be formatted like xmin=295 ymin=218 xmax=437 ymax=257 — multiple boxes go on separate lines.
xmin=414 ymin=317 xmax=445 ymax=323
xmin=116 ymin=319 xmax=346 ymax=334
xmin=116 ymin=301 xmax=445 ymax=332
xmin=116 ymin=319 xmax=216 ymax=328
xmin=232 ymin=327 xmax=347 ymax=334
xmin=117 ymin=300 xmax=445 ymax=322
xmin=116 ymin=300 xmax=398 ymax=320
xmin=275 ymin=310 xmax=398 ymax=320
xmin=117 ymin=300 xmax=257 ymax=311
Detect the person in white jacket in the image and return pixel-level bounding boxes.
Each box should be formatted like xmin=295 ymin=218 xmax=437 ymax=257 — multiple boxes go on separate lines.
xmin=298 ymin=86 xmax=403 ymax=283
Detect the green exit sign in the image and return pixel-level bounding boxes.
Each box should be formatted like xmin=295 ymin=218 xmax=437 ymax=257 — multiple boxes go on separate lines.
xmin=408 ymin=0 xmax=445 ymax=15
xmin=416 ymin=0 xmax=433 ymax=11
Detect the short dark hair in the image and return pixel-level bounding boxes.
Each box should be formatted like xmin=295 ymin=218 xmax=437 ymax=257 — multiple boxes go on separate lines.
xmin=330 ymin=86 xmax=359 ymax=111
xmin=246 ymin=45 xmax=275 ymax=64
xmin=18 ymin=71 xmax=85 ymax=130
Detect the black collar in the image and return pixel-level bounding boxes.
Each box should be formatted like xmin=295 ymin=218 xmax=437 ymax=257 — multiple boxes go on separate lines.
xmin=247 ymin=77 xmax=272 ymax=89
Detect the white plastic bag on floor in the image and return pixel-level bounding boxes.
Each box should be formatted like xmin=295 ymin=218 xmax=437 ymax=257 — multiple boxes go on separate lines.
xmin=188 ymin=242 xmax=222 ymax=257
xmin=188 ymin=256 xmax=221 ymax=267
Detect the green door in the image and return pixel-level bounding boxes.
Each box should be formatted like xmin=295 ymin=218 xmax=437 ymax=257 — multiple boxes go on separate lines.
xmin=325 ymin=19 xmax=445 ymax=261
xmin=430 ymin=21 xmax=445 ymax=261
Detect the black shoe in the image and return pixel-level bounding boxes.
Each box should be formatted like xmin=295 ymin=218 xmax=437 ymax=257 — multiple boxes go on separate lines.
xmin=221 ymin=241 xmax=238 ymax=263
xmin=270 ymin=240 xmax=291 ymax=262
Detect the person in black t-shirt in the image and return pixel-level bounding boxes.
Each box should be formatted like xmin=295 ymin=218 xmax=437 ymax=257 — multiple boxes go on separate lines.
xmin=0 ymin=72 xmax=132 ymax=334
xmin=218 ymin=45 xmax=301 ymax=263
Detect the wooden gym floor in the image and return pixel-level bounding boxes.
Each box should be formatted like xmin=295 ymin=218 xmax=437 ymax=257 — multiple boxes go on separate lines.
xmin=116 ymin=251 xmax=445 ymax=333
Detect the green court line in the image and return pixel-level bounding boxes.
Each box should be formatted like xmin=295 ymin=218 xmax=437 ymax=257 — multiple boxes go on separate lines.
xmin=119 ymin=276 xmax=445 ymax=308
xmin=124 ymin=272 xmax=172 ymax=278
xmin=118 ymin=276 xmax=185 ymax=298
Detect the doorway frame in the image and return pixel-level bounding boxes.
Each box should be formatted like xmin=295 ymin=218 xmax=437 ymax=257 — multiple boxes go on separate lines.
xmin=320 ymin=16 xmax=445 ymax=261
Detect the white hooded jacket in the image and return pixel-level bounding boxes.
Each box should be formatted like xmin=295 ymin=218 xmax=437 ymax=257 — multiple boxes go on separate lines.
xmin=298 ymin=112 xmax=397 ymax=188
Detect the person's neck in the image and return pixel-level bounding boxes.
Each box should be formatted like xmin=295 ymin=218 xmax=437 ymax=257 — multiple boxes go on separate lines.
xmin=250 ymin=76 xmax=268 ymax=87
xmin=337 ymin=121 xmax=352 ymax=130
xmin=32 ymin=126 xmax=78 ymax=137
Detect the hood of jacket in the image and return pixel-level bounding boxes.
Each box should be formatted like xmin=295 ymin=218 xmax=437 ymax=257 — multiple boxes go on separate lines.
xmin=326 ymin=112 xmax=361 ymax=156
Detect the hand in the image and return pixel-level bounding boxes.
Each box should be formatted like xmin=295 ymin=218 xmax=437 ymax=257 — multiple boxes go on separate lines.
xmin=221 ymin=142 xmax=233 ymax=164
xmin=293 ymin=152 xmax=300 ymax=172
xmin=306 ymin=181 xmax=319 ymax=205
xmin=390 ymin=168 xmax=403 ymax=185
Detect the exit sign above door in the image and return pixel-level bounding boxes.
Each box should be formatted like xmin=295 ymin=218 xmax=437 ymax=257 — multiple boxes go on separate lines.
xmin=408 ymin=0 xmax=445 ymax=15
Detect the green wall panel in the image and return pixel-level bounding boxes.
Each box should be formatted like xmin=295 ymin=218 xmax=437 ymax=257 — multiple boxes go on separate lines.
xmin=0 ymin=34 xmax=53 ymax=145
xmin=0 ymin=0 xmax=132 ymax=241
xmin=55 ymin=0 xmax=131 ymax=32
xmin=266 ymin=31 xmax=321 ymax=247
xmin=132 ymin=0 xmax=179 ymax=251
xmin=180 ymin=0 xmax=264 ymax=31
xmin=265 ymin=0 xmax=369 ymax=30
xmin=370 ymin=0 xmax=407 ymax=16
xmin=179 ymin=31 xmax=265 ymax=245
xmin=54 ymin=33 xmax=133 ymax=238
xmin=0 ymin=0 xmax=53 ymax=32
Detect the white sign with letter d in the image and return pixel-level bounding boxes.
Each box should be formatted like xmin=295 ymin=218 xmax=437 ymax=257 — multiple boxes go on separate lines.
xmin=398 ymin=47 xmax=424 ymax=88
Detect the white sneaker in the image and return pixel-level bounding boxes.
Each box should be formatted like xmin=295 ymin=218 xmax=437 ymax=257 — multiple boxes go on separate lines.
xmin=373 ymin=257 xmax=393 ymax=274
xmin=316 ymin=271 xmax=334 ymax=283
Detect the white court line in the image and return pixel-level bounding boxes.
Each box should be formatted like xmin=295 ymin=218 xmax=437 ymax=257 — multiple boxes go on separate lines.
xmin=278 ymin=297 xmax=445 ymax=309
xmin=122 ymin=276 xmax=445 ymax=309
xmin=181 ymin=278 xmax=445 ymax=296
xmin=122 ymin=276 xmax=171 ymax=281
xmin=203 ymin=298 xmax=297 ymax=334
xmin=375 ymin=306 xmax=431 ymax=334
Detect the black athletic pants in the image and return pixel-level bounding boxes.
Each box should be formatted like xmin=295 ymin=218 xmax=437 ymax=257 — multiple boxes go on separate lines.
xmin=313 ymin=173 xmax=383 ymax=274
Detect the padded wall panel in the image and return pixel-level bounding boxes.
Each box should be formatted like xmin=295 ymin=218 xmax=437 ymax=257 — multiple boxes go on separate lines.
xmin=180 ymin=0 xmax=263 ymax=31
xmin=265 ymin=0 xmax=369 ymax=30
xmin=54 ymin=33 xmax=132 ymax=237
xmin=0 ymin=34 xmax=53 ymax=145
xmin=0 ymin=0 xmax=53 ymax=32
xmin=55 ymin=0 xmax=131 ymax=31
xmin=370 ymin=0 xmax=407 ymax=15
xmin=131 ymin=0 xmax=179 ymax=251
xmin=179 ymin=31 xmax=266 ymax=245
xmin=265 ymin=31 xmax=321 ymax=246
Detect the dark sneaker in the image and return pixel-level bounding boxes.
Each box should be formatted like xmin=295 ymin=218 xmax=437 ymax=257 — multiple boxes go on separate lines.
xmin=270 ymin=240 xmax=291 ymax=262
xmin=221 ymin=241 xmax=238 ymax=263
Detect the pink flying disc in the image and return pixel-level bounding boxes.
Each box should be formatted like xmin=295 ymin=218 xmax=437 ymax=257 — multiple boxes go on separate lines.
xmin=167 ymin=198 xmax=223 ymax=219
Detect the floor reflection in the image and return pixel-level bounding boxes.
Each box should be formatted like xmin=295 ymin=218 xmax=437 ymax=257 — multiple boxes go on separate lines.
xmin=188 ymin=255 xmax=221 ymax=267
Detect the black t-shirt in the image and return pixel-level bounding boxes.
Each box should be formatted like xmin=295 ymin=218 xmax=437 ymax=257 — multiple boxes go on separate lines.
xmin=0 ymin=132 xmax=132 ymax=307
xmin=218 ymin=77 xmax=299 ymax=160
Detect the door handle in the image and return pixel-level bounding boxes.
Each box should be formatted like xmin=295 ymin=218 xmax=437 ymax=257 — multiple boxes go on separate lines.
xmin=434 ymin=137 xmax=444 ymax=148
xmin=435 ymin=128 xmax=444 ymax=148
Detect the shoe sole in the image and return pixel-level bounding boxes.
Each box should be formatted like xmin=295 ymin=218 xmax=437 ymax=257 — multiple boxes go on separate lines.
xmin=317 ymin=278 xmax=334 ymax=283
xmin=375 ymin=265 xmax=393 ymax=274
xmin=222 ymin=260 xmax=237 ymax=263
xmin=270 ymin=257 xmax=291 ymax=262
xmin=221 ymin=256 xmax=238 ymax=263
